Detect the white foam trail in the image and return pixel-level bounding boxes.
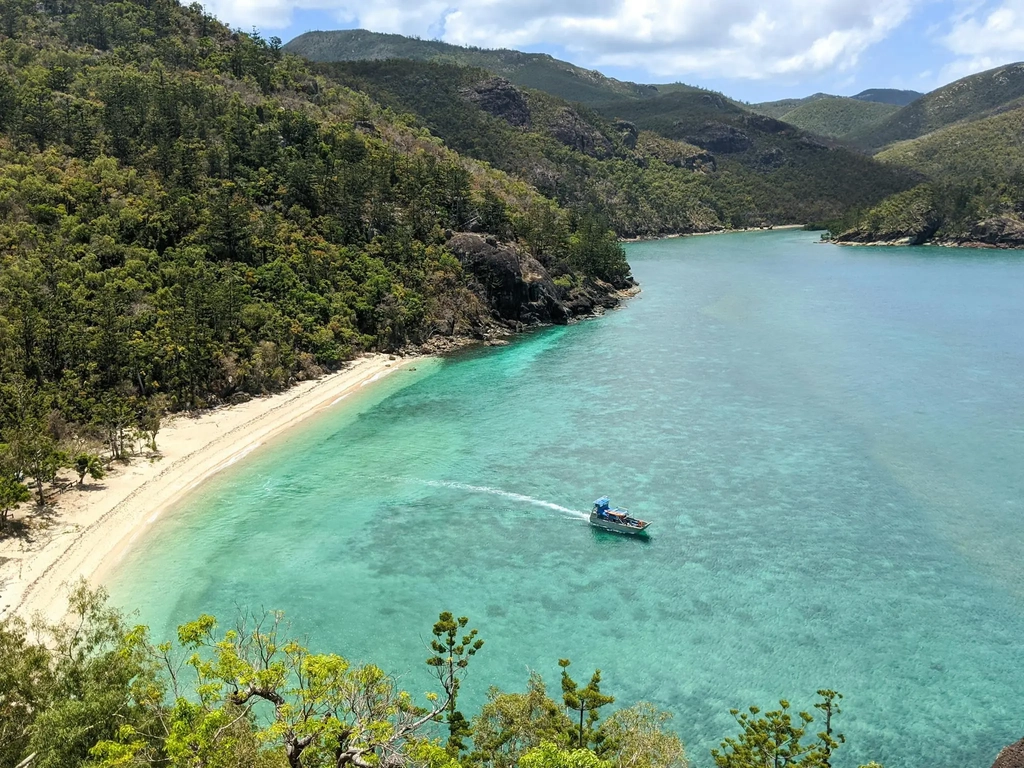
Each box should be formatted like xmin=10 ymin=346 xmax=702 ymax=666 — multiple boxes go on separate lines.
xmin=328 ymin=393 xmax=349 ymax=407
xmin=417 ymin=479 xmax=589 ymax=520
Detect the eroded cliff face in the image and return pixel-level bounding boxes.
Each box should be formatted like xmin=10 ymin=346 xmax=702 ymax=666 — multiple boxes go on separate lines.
xmin=461 ymin=77 xmax=532 ymax=128
xmin=968 ymin=215 xmax=1024 ymax=247
xmin=440 ymin=233 xmax=633 ymax=342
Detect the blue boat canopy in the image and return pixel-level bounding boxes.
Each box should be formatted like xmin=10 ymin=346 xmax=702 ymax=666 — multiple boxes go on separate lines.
xmin=594 ymin=497 xmax=611 ymax=512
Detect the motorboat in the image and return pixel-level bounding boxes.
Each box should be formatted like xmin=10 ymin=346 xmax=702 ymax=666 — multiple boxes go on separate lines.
xmin=590 ymin=497 xmax=651 ymax=535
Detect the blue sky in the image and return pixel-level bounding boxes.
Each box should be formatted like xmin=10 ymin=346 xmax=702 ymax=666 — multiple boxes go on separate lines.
xmin=206 ymin=0 xmax=1024 ymax=102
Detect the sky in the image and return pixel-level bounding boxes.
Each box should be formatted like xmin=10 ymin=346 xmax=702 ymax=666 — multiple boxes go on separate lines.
xmin=204 ymin=0 xmax=1024 ymax=101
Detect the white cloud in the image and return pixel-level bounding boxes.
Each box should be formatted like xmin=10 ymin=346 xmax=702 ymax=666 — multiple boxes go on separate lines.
xmin=204 ymin=0 xmax=919 ymax=81
xmin=939 ymin=0 xmax=1024 ymax=83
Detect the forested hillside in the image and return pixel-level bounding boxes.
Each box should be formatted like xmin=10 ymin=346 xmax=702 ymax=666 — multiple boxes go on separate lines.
xmin=0 ymin=0 xmax=630 ymax=514
xmin=850 ymin=88 xmax=922 ymax=106
xmin=834 ymin=105 xmax=1024 ymax=247
xmin=322 ymin=60 xmax=918 ymax=230
xmin=592 ymin=90 xmax=919 ymax=226
xmin=323 ymin=60 xmax=723 ymax=237
xmin=845 ymin=62 xmax=1024 ymax=151
xmin=831 ymin=71 xmax=1024 ymax=246
xmin=773 ymin=97 xmax=900 ymax=139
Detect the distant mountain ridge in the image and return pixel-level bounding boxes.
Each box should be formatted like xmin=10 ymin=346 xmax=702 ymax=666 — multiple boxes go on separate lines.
xmin=851 ymin=88 xmax=922 ymax=106
xmin=845 ymin=62 xmax=1024 ymax=151
xmin=284 ymin=29 xmax=656 ymax=105
xmin=750 ymin=95 xmax=901 ymax=138
xmin=284 ymin=28 xmax=1024 ymax=249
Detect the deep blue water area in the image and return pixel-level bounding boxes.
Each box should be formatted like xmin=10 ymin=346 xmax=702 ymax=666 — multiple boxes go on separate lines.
xmin=110 ymin=231 xmax=1024 ymax=767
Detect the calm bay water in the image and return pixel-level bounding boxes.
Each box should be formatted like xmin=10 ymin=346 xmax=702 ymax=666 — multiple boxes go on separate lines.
xmin=109 ymin=231 xmax=1024 ymax=767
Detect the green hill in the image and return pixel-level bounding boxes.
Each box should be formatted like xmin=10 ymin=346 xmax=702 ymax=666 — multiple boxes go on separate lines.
xmin=834 ymin=101 xmax=1024 ymax=247
xmin=846 ymin=62 xmax=1024 ymax=151
xmin=592 ymin=90 xmax=920 ymax=225
xmin=284 ymin=29 xmax=655 ymax=105
xmin=323 ymin=59 xmax=918 ymax=230
xmin=876 ymin=99 xmax=1024 ymax=180
xmin=320 ymin=59 xmax=723 ymax=237
xmin=851 ymin=88 xmax=922 ymax=106
xmin=0 ymin=0 xmax=632 ymax=458
xmin=750 ymin=93 xmax=831 ymax=119
xmin=778 ymin=96 xmax=900 ymax=138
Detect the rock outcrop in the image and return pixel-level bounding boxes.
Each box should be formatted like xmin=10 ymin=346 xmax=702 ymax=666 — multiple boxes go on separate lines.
xmin=992 ymin=738 xmax=1024 ymax=768
xmin=446 ymin=233 xmax=567 ymax=325
xmin=461 ymin=77 xmax=532 ymax=128
xmin=969 ymin=215 xmax=1024 ymax=247
xmin=685 ymin=122 xmax=752 ymax=153
xmin=756 ymin=147 xmax=786 ymax=170
xmin=548 ymin=108 xmax=613 ymax=157
xmin=614 ymin=119 xmax=638 ymax=149
xmin=744 ymin=114 xmax=790 ymax=134
xmin=445 ymin=233 xmax=630 ymax=331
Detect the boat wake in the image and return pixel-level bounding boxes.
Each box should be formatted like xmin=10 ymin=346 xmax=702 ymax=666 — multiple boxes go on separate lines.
xmin=401 ymin=478 xmax=589 ymax=520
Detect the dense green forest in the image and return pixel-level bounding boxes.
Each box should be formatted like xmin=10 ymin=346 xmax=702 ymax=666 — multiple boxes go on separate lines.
xmin=0 ymin=582 xmax=874 ymax=768
xmin=589 ymin=91 xmax=918 ymax=227
xmin=828 ymin=68 xmax=1024 ymax=245
xmin=0 ymin=0 xmax=632 ymax=517
xmin=321 ymin=60 xmax=919 ymax=231
xmin=321 ymin=60 xmax=723 ymax=237
xmin=768 ymin=98 xmax=900 ymax=140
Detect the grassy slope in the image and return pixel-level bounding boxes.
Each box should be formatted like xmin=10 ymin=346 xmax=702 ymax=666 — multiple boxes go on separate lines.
xmin=779 ymin=97 xmax=900 ymax=139
xmin=847 ymin=62 xmax=1024 ymax=151
xmin=284 ymin=29 xmax=654 ymax=105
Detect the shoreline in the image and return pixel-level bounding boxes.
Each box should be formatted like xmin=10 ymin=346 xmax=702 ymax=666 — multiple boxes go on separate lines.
xmin=0 ymin=353 xmax=425 ymax=624
xmin=619 ymin=224 xmax=805 ymax=243
xmin=833 ymin=237 xmax=1024 ymax=249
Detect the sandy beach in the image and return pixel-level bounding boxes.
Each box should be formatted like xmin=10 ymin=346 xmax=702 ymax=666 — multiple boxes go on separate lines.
xmin=619 ymin=224 xmax=806 ymax=243
xmin=0 ymin=353 xmax=424 ymax=624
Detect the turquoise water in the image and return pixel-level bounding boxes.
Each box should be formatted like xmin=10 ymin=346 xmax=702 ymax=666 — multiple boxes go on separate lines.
xmin=109 ymin=231 xmax=1024 ymax=768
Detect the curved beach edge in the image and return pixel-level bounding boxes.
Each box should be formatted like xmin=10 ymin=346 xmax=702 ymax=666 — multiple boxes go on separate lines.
xmin=0 ymin=353 xmax=426 ymax=624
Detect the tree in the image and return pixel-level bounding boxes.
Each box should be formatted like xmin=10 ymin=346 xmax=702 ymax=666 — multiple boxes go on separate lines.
xmin=427 ymin=611 xmax=484 ymax=757
xmin=93 ymin=610 xmax=484 ymax=768
xmin=471 ymin=672 xmax=573 ymax=768
xmin=9 ymin=429 xmax=67 ymax=507
xmin=559 ymin=660 xmax=615 ymax=750
xmin=710 ymin=692 xmax=846 ymax=768
xmin=140 ymin=395 xmax=170 ymax=453
xmin=0 ymin=582 xmax=160 ymax=768
xmin=74 ymin=453 xmax=106 ymax=487
xmin=0 ymin=472 xmax=32 ymax=526
xmin=520 ymin=741 xmax=610 ymax=768
xmin=596 ymin=702 xmax=687 ymax=768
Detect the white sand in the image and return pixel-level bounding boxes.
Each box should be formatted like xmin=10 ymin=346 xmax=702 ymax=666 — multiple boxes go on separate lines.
xmin=0 ymin=354 xmax=424 ymax=624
